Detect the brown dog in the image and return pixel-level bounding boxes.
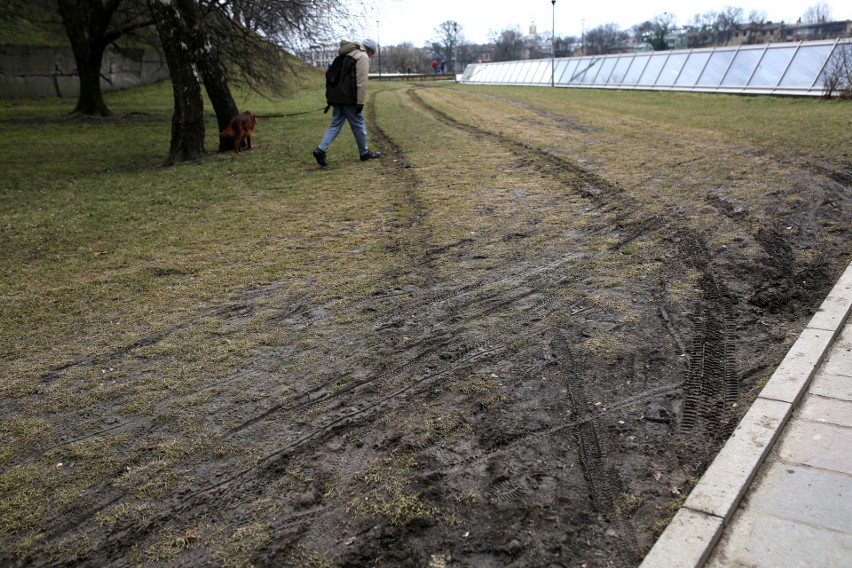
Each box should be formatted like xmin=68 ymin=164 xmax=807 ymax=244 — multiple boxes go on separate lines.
xmin=220 ymin=111 xmax=257 ymax=153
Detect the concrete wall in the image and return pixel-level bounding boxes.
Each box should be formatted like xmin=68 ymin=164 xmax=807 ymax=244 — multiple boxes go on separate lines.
xmin=0 ymin=45 xmax=169 ymax=98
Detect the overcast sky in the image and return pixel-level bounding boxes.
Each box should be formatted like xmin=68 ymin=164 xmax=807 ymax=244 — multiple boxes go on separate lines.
xmin=352 ymin=0 xmax=849 ymax=46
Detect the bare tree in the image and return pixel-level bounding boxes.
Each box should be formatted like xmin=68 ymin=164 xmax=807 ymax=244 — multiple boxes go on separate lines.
xmin=803 ymin=2 xmax=832 ymax=23
xmin=491 ymin=27 xmax=526 ymax=62
xmin=6 ymin=0 xmax=155 ymax=116
xmin=715 ymin=6 xmax=744 ymax=45
xmin=821 ymin=43 xmax=852 ymax=99
xmin=431 ymin=20 xmax=463 ymax=72
xmin=635 ymin=12 xmax=677 ymax=51
xmin=748 ymin=10 xmax=767 ymax=23
xmin=687 ymin=11 xmax=718 ymax=48
xmin=739 ymin=10 xmax=769 ymax=45
xmin=584 ymin=23 xmax=629 ymax=55
xmin=382 ymin=43 xmax=428 ymax=74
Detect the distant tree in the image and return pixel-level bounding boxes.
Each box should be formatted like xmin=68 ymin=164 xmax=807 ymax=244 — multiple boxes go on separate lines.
xmin=584 ymin=23 xmax=629 ymax=55
xmin=383 ymin=43 xmax=428 ymax=73
xmin=741 ymin=10 xmax=768 ymax=45
xmin=455 ymin=43 xmax=476 ymax=72
xmin=431 ymin=20 xmax=463 ymax=72
xmin=491 ymin=27 xmax=526 ymax=61
xmin=748 ymin=10 xmax=767 ymax=23
xmin=803 ymin=2 xmax=832 ymax=23
xmin=687 ymin=11 xmax=718 ymax=48
xmin=635 ymin=12 xmax=676 ymax=51
xmin=555 ymin=36 xmax=576 ymax=57
xmin=715 ymin=6 xmax=744 ymax=45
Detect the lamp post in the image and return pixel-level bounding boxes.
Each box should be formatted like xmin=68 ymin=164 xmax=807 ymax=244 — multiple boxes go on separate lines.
xmin=376 ymin=19 xmax=382 ymax=78
xmin=551 ymin=0 xmax=556 ymax=87
xmin=581 ymin=19 xmax=585 ymax=55
xmin=453 ymin=22 xmax=459 ymax=75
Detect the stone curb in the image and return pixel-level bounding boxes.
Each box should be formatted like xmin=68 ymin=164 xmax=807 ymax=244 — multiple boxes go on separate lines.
xmin=639 ymin=261 xmax=852 ymax=568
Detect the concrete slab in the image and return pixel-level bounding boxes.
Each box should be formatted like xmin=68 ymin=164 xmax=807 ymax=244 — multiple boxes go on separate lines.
xmin=807 ymin=262 xmax=852 ymax=331
xmin=705 ymin=510 xmax=852 ymax=568
xmin=683 ymin=398 xmax=790 ymax=520
xmin=757 ymin=327 xmax=835 ymax=404
xmin=776 ymin=420 xmax=852 ymax=475
xmin=743 ymin=461 xmax=852 ymax=532
xmin=798 ymin=394 xmax=852 ymax=428
xmin=819 ymin=321 xmax=852 ymax=379
xmin=638 ymin=507 xmax=723 ymax=568
xmin=810 ymin=364 xmax=852 ymax=401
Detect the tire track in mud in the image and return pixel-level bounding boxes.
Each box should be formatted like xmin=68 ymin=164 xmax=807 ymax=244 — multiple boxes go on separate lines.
xmin=551 ymin=331 xmax=639 ymax=553
xmin=219 ymin=87 xmax=605 ymax=445
xmin=676 ymin=233 xmax=738 ymax=438
xmin=407 ymin=87 xmax=626 ymax=212
xmin=443 ymin=83 xmax=743 ymax=444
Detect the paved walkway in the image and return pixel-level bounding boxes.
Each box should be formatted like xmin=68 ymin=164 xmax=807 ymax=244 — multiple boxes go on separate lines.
xmin=641 ymin=261 xmax=852 ymax=568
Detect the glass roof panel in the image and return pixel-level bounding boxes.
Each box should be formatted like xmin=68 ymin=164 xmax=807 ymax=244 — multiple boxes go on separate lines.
xmin=623 ymin=54 xmax=651 ymax=83
xmin=639 ymin=54 xmax=668 ymax=84
xmin=518 ymin=60 xmax=539 ymax=83
xmin=675 ymin=51 xmax=712 ymax=86
xmin=558 ymin=59 xmax=580 ymax=83
xmin=529 ymin=61 xmax=550 ymax=83
xmin=506 ymin=62 xmax=525 ymax=82
xmin=749 ymin=46 xmax=796 ymax=86
xmin=532 ymin=61 xmax=552 ymax=84
xmin=817 ymin=43 xmax=852 ymax=90
xmin=722 ymin=48 xmax=764 ymax=86
xmin=697 ymin=50 xmax=735 ymax=85
xmin=656 ymin=52 xmax=689 ymax=85
xmin=553 ymin=59 xmax=571 ymax=83
xmin=608 ymin=56 xmax=634 ymax=83
xmin=572 ymin=58 xmax=601 ymax=83
xmin=479 ymin=64 xmax=497 ymax=82
xmin=594 ymin=57 xmax=619 ymax=84
xmin=781 ymin=43 xmax=833 ymax=87
xmin=490 ymin=62 xmax=508 ymax=82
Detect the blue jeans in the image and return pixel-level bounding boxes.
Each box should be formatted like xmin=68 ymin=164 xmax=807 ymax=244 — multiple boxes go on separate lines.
xmin=318 ymin=105 xmax=370 ymax=155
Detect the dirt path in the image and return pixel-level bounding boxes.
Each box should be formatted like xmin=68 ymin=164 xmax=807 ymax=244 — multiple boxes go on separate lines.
xmin=4 ymin=84 xmax=851 ymax=567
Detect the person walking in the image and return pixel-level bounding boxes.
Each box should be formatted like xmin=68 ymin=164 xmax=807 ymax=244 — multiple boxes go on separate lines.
xmin=312 ymin=39 xmax=382 ymax=167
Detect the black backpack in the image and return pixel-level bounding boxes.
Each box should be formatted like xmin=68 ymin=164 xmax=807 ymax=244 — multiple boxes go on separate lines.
xmin=325 ymin=54 xmax=358 ymax=106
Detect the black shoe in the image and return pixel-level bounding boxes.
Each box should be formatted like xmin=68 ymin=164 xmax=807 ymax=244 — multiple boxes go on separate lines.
xmin=313 ymin=147 xmax=327 ymax=167
xmin=360 ymin=151 xmax=382 ymax=161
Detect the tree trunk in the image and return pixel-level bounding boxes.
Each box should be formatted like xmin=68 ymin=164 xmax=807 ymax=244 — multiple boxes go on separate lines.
xmin=57 ymin=0 xmax=113 ymax=116
xmin=173 ymin=0 xmax=239 ymax=152
xmin=201 ymin=63 xmax=240 ymax=152
xmin=148 ymin=0 xmax=206 ymax=165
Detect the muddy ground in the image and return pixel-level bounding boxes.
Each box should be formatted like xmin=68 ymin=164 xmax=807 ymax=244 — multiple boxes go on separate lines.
xmin=4 ymin=85 xmax=852 ymax=567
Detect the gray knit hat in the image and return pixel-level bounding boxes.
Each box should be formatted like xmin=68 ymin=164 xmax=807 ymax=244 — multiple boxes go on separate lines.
xmin=361 ymin=38 xmax=378 ymax=54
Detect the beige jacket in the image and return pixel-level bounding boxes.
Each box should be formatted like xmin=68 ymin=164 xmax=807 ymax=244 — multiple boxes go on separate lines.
xmin=337 ymin=40 xmax=371 ymax=105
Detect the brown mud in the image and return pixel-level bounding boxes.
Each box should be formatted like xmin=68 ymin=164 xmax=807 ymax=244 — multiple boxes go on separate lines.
xmin=3 ymin=85 xmax=851 ymax=567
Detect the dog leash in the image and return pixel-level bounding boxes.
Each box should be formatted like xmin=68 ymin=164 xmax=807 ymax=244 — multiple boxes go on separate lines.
xmin=258 ymin=107 xmax=327 ymax=118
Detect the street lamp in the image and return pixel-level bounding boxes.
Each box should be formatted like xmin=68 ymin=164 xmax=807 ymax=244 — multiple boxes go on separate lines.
xmin=453 ymin=22 xmax=459 ymax=75
xmin=376 ymin=20 xmax=382 ymax=78
xmin=551 ymin=0 xmax=556 ymax=87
